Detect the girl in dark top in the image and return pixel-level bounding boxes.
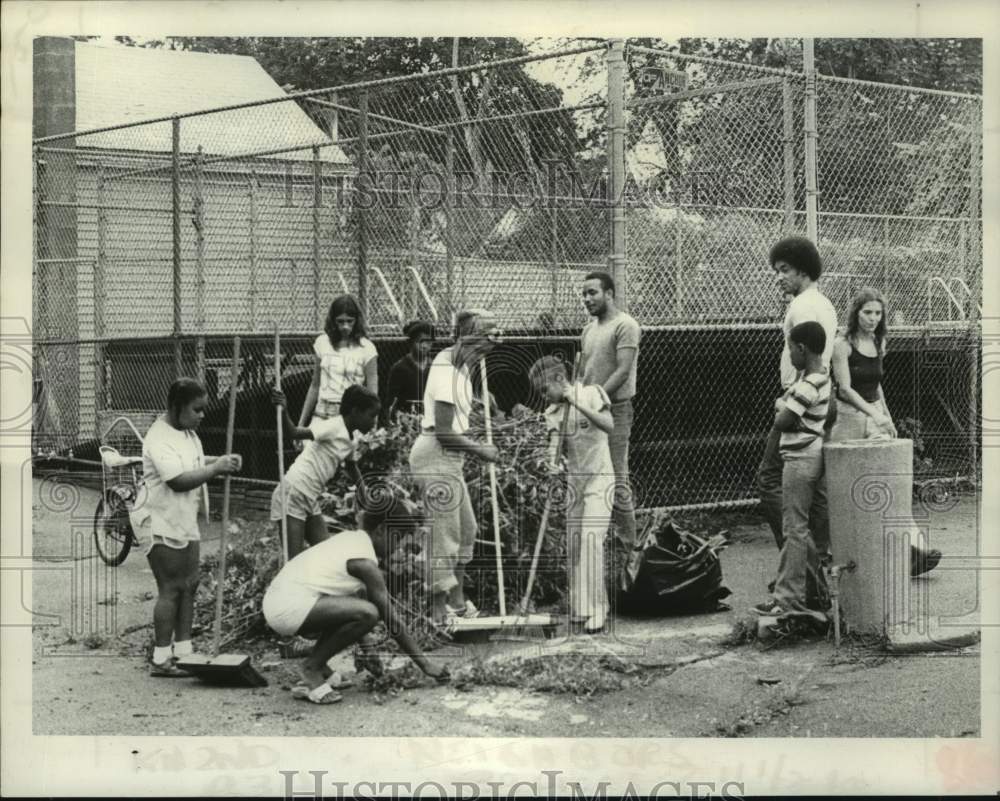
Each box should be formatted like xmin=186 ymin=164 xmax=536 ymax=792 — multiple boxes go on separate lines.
xmin=830 ymin=287 xmax=941 ymax=576
xmin=384 ymin=320 xmax=434 ymax=419
xmin=830 ymin=287 xmax=896 ymax=440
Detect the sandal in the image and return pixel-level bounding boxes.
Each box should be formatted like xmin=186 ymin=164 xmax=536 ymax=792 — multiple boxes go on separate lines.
xmin=292 ymin=683 xmax=343 ymax=705
xmin=149 ymin=659 xmax=191 ymax=678
xmin=445 ymin=600 xmax=481 ymax=619
xmin=320 ymin=669 xmax=354 ymax=691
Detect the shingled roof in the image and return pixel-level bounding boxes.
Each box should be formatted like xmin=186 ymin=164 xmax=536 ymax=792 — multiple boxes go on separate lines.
xmin=74 ymin=41 xmax=350 ymax=165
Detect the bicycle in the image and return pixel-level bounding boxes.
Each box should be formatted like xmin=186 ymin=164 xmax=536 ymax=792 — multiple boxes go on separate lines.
xmin=94 ymin=416 xmax=147 ymax=566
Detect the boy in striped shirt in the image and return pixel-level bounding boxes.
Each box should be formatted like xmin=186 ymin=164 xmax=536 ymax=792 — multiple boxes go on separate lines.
xmin=755 ymin=321 xmax=831 ymax=617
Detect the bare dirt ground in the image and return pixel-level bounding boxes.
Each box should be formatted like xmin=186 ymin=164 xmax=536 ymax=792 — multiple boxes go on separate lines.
xmin=30 ymin=478 xmax=980 ymax=738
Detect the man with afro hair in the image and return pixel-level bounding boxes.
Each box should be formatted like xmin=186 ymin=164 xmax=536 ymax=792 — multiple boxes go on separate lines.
xmin=756 ymin=237 xmax=838 ymax=579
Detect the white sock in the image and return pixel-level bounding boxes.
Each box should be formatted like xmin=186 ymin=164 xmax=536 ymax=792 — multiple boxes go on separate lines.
xmin=153 ymin=645 xmax=172 ymax=664
xmin=172 ymin=640 xmax=193 ymax=658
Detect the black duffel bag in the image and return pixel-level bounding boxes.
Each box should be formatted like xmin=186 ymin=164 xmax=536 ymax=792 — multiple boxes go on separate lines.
xmin=612 ymin=518 xmax=732 ymax=616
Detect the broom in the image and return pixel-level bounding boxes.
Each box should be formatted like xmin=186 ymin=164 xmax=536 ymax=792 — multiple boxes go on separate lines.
xmin=446 ymin=355 xmax=556 ymax=637
xmin=177 ymin=336 xmax=267 ymax=687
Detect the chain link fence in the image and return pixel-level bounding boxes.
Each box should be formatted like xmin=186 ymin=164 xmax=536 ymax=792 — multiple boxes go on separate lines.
xmin=32 ymin=38 xmax=981 ymax=509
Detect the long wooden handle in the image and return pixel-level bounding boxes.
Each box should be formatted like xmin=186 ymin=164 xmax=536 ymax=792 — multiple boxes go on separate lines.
xmin=480 ymin=356 xmax=505 ymax=616
xmin=519 ymin=351 xmax=581 ymax=612
xmin=275 ymin=323 xmax=289 ymax=565
xmin=213 ymin=336 xmax=241 ymax=656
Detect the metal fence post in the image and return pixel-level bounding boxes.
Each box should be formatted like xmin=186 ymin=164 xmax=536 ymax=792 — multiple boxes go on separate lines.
xmin=781 ymin=78 xmax=795 ymax=232
xmin=550 ymin=199 xmax=559 ymax=322
xmin=172 ymin=115 xmax=183 ymax=378
xmin=881 ymin=217 xmax=890 ymax=295
xmin=248 ymin=167 xmax=258 ymax=332
xmin=194 ymin=146 xmax=206 ymax=384
xmin=31 ymin=146 xmax=45 ymax=455
xmin=32 ymin=147 xmax=40 ymax=334
xmin=410 ymin=158 xmax=420 ymax=320
xmin=312 ymin=145 xmax=322 ymax=329
xmin=674 ymin=212 xmax=683 ymax=319
xmin=358 ymin=92 xmax=370 ymax=318
xmin=445 ymin=132 xmax=455 ymax=321
xmin=607 ymin=39 xmax=628 ymax=309
xmin=95 ymin=160 xmax=107 ymax=425
xmin=968 ymin=101 xmax=982 ymax=480
xmin=803 ymin=39 xmax=819 ymax=243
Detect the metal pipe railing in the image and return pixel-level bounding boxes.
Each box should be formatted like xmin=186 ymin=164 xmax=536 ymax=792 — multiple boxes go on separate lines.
xmin=947 ymin=277 xmax=982 ymax=315
xmin=405 ymin=266 xmax=439 ymax=322
xmin=369 ymin=267 xmax=405 ymax=323
xmin=926 ymin=276 xmax=967 ymax=323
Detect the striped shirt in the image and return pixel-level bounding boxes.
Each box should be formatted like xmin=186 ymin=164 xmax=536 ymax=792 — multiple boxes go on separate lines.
xmin=779 ymin=371 xmax=831 ymax=452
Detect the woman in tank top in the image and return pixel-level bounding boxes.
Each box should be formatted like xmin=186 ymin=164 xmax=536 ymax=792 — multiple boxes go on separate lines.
xmin=829 ymin=287 xmax=895 ymax=441
xmin=830 ymin=287 xmax=941 ymax=576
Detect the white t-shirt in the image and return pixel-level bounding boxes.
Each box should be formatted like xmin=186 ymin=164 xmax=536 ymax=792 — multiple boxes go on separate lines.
xmin=421 ymin=348 xmax=474 ymax=434
xmin=780 ymin=285 xmax=838 ymax=389
xmin=544 ymin=383 xmax=614 ymax=479
xmin=314 ymin=334 xmax=378 ymax=404
xmin=285 ymin=416 xmax=356 ymax=500
xmin=141 ymin=416 xmax=208 ymax=541
xmin=270 ymin=529 xmax=377 ymax=597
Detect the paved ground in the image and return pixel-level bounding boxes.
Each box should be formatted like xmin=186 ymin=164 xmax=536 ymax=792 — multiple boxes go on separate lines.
xmin=29 ymin=478 xmax=981 ymax=738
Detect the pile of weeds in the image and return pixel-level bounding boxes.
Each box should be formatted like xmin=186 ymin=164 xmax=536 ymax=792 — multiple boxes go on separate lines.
xmin=451 ymin=653 xmax=640 ymax=698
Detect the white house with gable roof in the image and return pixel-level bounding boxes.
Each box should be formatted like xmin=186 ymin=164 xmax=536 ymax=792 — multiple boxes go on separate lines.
xmin=34 ymin=39 xmax=356 ymax=446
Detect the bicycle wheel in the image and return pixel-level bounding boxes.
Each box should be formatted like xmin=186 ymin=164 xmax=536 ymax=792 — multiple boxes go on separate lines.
xmin=93 ymin=491 xmax=134 ymax=566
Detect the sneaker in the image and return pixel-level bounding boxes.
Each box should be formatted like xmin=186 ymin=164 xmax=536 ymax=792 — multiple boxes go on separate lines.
xmin=911 ymin=546 xmax=942 ymax=577
xmin=149 ymin=658 xmax=191 ymax=678
xmin=280 ymin=636 xmax=316 ymax=659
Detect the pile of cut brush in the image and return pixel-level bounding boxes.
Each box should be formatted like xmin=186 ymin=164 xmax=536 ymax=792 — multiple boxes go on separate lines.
xmin=194 ymin=519 xmax=283 ymax=650
xmin=193 ymin=407 xmax=574 ymax=649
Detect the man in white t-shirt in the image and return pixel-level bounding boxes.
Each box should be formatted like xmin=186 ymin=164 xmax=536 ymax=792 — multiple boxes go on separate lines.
xmin=263 ymin=500 xmax=449 ymax=704
xmin=408 ymin=309 xmax=502 ymax=624
xmin=756 ymin=236 xmax=838 ymax=565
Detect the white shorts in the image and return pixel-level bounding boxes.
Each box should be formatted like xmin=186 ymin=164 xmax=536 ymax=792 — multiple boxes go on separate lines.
xmin=262 ymin=581 xmax=321 ymax=637
xmin=269 ymin=484 xmax=323 ymax=522
xmin=134 ymin=517 xmax=196 ymax=557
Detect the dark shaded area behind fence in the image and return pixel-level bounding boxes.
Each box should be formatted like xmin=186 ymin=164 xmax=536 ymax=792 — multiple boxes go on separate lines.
xmin=53 ymin=325 xmax=978 ymax=509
